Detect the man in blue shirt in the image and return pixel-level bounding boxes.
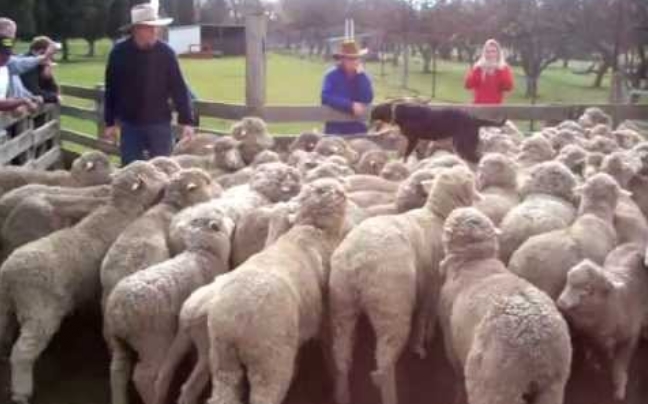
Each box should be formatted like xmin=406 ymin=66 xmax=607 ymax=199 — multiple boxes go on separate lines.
xmin=102 ymin=4 xmax=194 ymax=165
xmin=321 ymin=40 xmax=374 ymax=135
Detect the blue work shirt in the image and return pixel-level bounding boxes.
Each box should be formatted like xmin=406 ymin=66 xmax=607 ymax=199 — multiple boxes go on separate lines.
xmin=321 ymin=66 xmax=374 ymax=135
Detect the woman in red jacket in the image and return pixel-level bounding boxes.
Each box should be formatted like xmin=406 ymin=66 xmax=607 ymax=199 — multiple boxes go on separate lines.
xmin=465 ymin=39 xmax=514 ymax=104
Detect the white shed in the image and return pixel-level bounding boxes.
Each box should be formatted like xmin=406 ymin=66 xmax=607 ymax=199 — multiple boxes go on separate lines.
xmin=167 ymin=25 xmax=201 ymax=55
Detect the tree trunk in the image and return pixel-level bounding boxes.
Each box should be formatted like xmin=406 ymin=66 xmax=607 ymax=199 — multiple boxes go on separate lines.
xmin=62 ymin=38 xmax=69 ymax=62
xmin=420 ymin=46 xmax=432 ymax=74
xmin=593 ymin=59 xmax=611 ymax=88
xmin=525 ymin=75 xmax=539 ymax=99
xmin=562 ymin=58 xmax=569 ymax=68
xmin=87 ymin=39 xmax=96 ymax=57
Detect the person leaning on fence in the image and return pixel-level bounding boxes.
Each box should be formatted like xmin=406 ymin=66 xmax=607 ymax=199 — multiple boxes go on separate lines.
xmin=0 ymin=17 xmax=40 ymax=114
xmin=321 ymin=40 xmax=374 ymax=135
xmin=102 ymin=4 xmax=195 ymax=166
xmin=465 ymin=39 xmax=514 ymax=105
xmin=20 ymin=36 xmax=61 ymax=104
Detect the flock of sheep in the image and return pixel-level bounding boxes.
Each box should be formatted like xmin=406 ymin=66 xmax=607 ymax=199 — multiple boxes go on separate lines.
xmin=0 ymin=108 xmax=646 ymax=404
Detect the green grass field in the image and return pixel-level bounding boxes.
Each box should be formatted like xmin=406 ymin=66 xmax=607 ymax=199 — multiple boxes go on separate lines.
xmin=25 ymin=39 xmax=611 ymax=135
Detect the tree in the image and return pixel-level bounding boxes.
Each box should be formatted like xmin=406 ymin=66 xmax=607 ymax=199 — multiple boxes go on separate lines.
xmin=199 ymin=0 xmax=230 ymax=24
xmin=76 ymin=0 xmax=114 ymax=56
xmin=0 ymin=0 xmax=37 ymax=38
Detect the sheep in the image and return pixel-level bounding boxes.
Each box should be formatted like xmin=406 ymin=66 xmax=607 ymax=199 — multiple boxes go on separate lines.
xmin=289 ymin=132 xmax=322 ymax=153
xmin=578 ymin=107 xmax=612 ymax=129
xmin=288 ymin=151 xmax=327 ymax=174
xmin=329 ymin=165 xmax=481 ymax=404
xmin=597 ymin=152 xmax=648 ymax=245
xmin=215 ymin=150 xmax=281 ymax=190
xmin=304 ymin=162 xmax=354 ymax=183
xmin=104 ymin=209 xmax=234 ymax=404
xmin=438 ymin=207 xmax=572 ymax=404
xmin=0 ymin=151 xmax=113 ymax=197
xmin=173 ymin=137 xmax=245 ymax=177
xmin=380 ymin=161 xmax=410 ymax=182
xmin=172 ymin=134 xmax=220 ymax=156
xmin=499 ymin=161 xmax=578 ymax=263
xmin=585 ymin=135 xmax=619 ymax=154
xmin=516 ymin=134 xmax=555 ymax=170
xmin=474 ymin=153 xmax=520 ymax=226
xmin=395 ymin=168 xmax=438 ymax=213
xmin=589 ymin=123 xmax=614 ymax=139
xmin=558 ymin=120 xmax=586 ymax=135
xmin=509 ymin=173 xmax=623 ymax=299
xmin=314 ymin=136 xmax=359 ymax=163
xmin=557 ymin=243 xmax=648 ymax=401
xmin=479 ymin=131 xmax=519 ymax=157
xmin=348 ymin=190 xmax=395 ymax=208
xmin=613 ymin=128 xmax=643 ymax=149
xmin=584 ymin=151 xmax=605 ymax=179
xmin=149 ymin=156 xmax=182 ymax=176
xmin=355 ymin=149 xmax=389 ymax=175
xmin=629 ymin=146 xmax=648 ymax=220
xmin=550 ymin=129 xmax=583 ymax=152
xmin=0 ymin=161 xmax=168 ymax=404
xmin=100 ymin=169 xmax=220 ymax=305
xmin=169 ymin=162 xmax=301 ymax=254
xmin=344 ymin=174 xmax=400 ymax=193
xmin=230 ymin=117 xmax=274 ymax=164
xmin=205 ymin=178 xmax=348 ymax=404
xmin=555 ymin=144 xmax=587 ymax=178
xmin=348 ymin=138 xmax=381 ymax=156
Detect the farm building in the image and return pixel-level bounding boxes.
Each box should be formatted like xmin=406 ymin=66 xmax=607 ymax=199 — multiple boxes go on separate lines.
xmin=165 ymin=24 xmax=246 ymax=56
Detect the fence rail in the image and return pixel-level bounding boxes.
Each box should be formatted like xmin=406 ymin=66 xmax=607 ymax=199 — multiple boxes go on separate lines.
xmin=56 ymin=83 xmax=648 ymax=159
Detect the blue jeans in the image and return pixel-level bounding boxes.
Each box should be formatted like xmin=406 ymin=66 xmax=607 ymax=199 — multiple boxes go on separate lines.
xmin=120 ymin=122 xmax=174 ymax=166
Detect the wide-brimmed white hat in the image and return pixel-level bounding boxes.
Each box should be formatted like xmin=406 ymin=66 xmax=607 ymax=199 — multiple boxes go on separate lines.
xmin=130 ymin=3 xmax=173 ymax=27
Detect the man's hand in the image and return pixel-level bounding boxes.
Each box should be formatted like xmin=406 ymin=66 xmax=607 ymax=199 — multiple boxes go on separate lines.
xmin=352 ymin=102 xmax=367 ymax=117
xmin=24 ymin=98 xmax=39 ymax=114
xmin=180 ymin=125 xmax=194 ymax=141
xmin=102 ymin=126 xmax=119 ymax=144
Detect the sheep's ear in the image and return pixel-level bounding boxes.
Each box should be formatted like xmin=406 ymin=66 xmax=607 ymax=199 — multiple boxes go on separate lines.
xmin=186 ymin=182 xmax=197 ymax=191
xmin=473 ymin=191 xmax=485 ymax=202
xmin=493 ymin=227 xmax=503 ymax=236
xmin=420 ymin=179 xmax=435 ymax=194
xmin=620 ymin=189 xmax=632 ymax=198
xmin=131 ymin=177 xmax=143 ymax=191
xmin=85 ymin=161 xmax=95 ymax=171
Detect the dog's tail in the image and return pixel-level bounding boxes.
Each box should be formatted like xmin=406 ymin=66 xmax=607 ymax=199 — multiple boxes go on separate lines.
xmin=474 ymin=117 xmax=507 ymax=128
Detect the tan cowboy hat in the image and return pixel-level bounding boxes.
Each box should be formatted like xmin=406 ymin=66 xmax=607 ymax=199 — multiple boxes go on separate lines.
xmin=333 ymin=40 xmax=368 ymax=60
xmin=130 ymin=3 xmax=173 ymax=27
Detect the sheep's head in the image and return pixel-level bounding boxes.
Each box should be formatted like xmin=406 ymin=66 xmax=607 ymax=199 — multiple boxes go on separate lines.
xmin=557 ymin=260 xmax=612 ymax=329
xmin=517 ymin=134 xmax=554 ymax=166
xmin=250 ymin=162 xmax=302 ymax=203
xmin=294 ymin=178 xmax=347 ymax=233
xmin=551 ymin=129 xmax=581 ymax=152
xmin=327 ymin=155 xmax=352 ymax=168
xmin=480 ymin=132 xmax=519 ymax=156
xmin=477 ymin=153 xmax=517 ymax=190
xmin=584 ymin=152 xmax=605 ymax=179
xmin=111 ymin=161 xmax=168 ymax=210
xmin=305 ymin=162 xmax=353 ymax=183
xmin=578 ymin=107 xmax=612 ymax=129
xmin=556 ymin=145 xmax=587 ymax=177
xmin=600 ymin=152 xmax=640 ymax=189
xmin=557 ymin=120 xmax=585 ymax=135
xmin=380 ymin=161 xmax=410 ymax=182
xmin=183 ymin=210 xmax=235 ymax=261
xmin=425 ymin=165 xmax=482 ymax=219
xmin=149 ymin=156 xmax=182 ymax=177
xmin=293 ymin=152 xmax=326 ymax=174
xmin=163 ymin=168 xmax=222 ymax=209
xmin=586 ymin=135 xmax=619 ymax=154
xmin=212 ymin=137 xmax=245 ymax=171
xmin=589 ymin=123 xmax=613 ymax=140
xmin=289 ymin=132 xmax=322 ymax=153
xmin=314 ymin=137 xmax=358 ymax=162
xmin=614 ymin=129 xmax=642 ymax=150
xmin=251 ymin=150 xmax=281 ymax=167
xmin=356 ymin=150 xmax=389 ymax=176
xmin=521 ymin=161 xmax=577 ymax=202
xmin=441 ymin=207 xmax=499 ymax=260
xmin=71 ymin=151 xmax=114 ymax=186
xmin=395 ymin=169 xmax=436 ymax=213
xmin=576 ymin=172 xmax=626 ymax=218
xmin=172 ymin=133 xmax=219 ymax=156
xmin=230 ymin=117 xmax=274 ymax=164
xmin=631 ymin=143 xmax=648 ymax=176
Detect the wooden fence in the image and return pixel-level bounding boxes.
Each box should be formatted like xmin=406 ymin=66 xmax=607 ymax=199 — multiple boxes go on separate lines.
xmin=0 ymin=104 xmax=62 ymax=168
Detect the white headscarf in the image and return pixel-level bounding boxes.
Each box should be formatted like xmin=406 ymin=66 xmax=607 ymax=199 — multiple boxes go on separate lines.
xmin=475 ymin=39 xmax=507 ymax=76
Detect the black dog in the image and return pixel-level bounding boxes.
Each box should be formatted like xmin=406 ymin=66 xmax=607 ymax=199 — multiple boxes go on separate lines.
xmin=370 ymin=102 xmax=507 ymax=163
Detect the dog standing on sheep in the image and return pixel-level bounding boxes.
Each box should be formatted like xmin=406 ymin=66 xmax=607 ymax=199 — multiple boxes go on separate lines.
xmin=329 ymin=165 xmax=482 ymax=404
xmin=439 ymin=207 xmax=572 ymax=404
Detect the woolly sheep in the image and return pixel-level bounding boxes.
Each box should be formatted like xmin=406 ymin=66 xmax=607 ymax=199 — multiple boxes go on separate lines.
xmin=344 ymin=174 xmax=400 ymax=194
xmin=289 ymin=132 xmax=322 ymax=153
xmin=213 ymin=150 xmax=279 ymax=190
xmin=509 ymin=173 xmax=623 ymax=299
xmin=172 ymin=134 xmax=220 ymax=156
xmin=304 ymin=161 xmax=354 ymax=183
xmin=558 ymin=244 xmax=648 ymax=401
xmin=329 ymin=165 xmax=481 ymax=404
xmin=149 ymin=156 xmax=182 ymax=176
xmin=230 ymin=117 xmax=274 ymax=164
xmin=355 ymin=149 xmax=389 ymax=176
xmin=105 ymin=209 xmax=233 ymax=404
xmin=555 ymin=144 xmax=587 ymax=178
xmin=380 ymin=161 xmax=410 ymax=182
xmin=348 ymin=190 xmax=395 ymax=208
xmin=474 ymin=153 xmax=520 ymax=226
xmin=499 ymin=161 xmax=578 ymax=263
xmin=0 ymin=151 xmax=113 ymax=197
xmin=585 ymin=135 xmax=619 ymax=154
xmin=578 ymin=107 xmax=612 ymax=129
xmin=438 ymin=207 xmax=572 ymax=404
xmin=173 ymin=137 xmax=245 ymax=177
xmin=479 ymin=132 xmax=519 ymax=157
xmin=314 ymin=137 xmax=359 ymax=163
xmin=629 ymin=147 xmax=648 ymax=220
xmin=516 ymin=134 xmax=555 ymax=170
xmin=589 ymin=123 xmax=614 ymax=139
xmin=550 ymin=129 xmax=583 ymax=152
xmin=613 ymin=128 xmax=643 ymax=149
xmin=288 ymin=151 xmax=327 ymax=174
xmin=100 ymin=169 xmax=220 ymax=305
xmin=348 ymin=138 xmax=381 ymax=156
xmin=0 ymin=161 xmax=168 ymax=404
xmin=169 ymin=162 xmax=301 ymax=254
xmin=395 ymin=169 xmax=438 ymax=213
xmin=558 ymin=120 xmax=586 ymax=135
xmin=584 ymin=151 xmax=605 ymax=179
xmin=205 ymin=178 xmax=348 ymax=404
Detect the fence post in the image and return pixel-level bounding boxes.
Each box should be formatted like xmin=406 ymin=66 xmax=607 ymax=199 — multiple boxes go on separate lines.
xmin=244 ymin=3 xmax=267 ymax=117
xmin=95 ymin=84 xmax=105 ymax=138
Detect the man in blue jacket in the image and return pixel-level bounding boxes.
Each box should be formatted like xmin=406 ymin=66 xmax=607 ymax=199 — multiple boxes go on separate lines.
xmin=321 ymin=40 xmax=374 ymax=135
xmin=102 ymin=3 xmax=194 ymax=165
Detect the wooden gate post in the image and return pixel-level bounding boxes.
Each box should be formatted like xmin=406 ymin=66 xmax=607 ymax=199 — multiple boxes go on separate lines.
xmin=244 ymin=2 xmax=267 ymax=117
xmin=95 ymin=84 xmax=105 ymax=138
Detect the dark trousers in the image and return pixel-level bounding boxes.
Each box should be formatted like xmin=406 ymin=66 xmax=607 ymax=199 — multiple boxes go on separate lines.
xmin=120 ymin=122 xmax=174 ymax=166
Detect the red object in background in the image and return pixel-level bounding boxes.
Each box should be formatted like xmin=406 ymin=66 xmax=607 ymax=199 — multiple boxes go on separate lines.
xmin=465 ymin=66 xmax=514 ymax=104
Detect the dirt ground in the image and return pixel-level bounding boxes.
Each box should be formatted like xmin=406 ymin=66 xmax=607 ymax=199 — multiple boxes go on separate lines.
xmin=2 ymin=312 xmax=648 ymax=404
